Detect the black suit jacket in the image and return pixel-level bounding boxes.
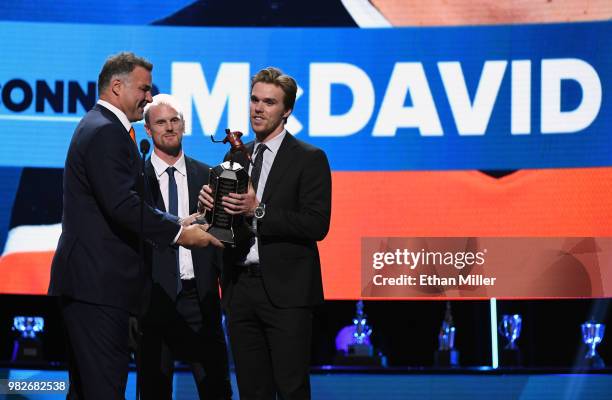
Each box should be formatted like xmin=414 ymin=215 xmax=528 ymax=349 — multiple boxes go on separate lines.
xmin=144 ymin=155 xmax=222 ymax=306
xmin=222 ymin=133 xmax=332 ymax=309
xmin=48 ymin=104 xmax=180 ymax=314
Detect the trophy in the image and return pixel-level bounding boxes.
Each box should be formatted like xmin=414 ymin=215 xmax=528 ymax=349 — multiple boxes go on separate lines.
xmin=348 ymin=300 xmax=373 ymax=357
xmin=434 ymin=301 xmax=460 ymax=367
xmin=581 ymin=321 xmax=605 ymax=368
xmin=333 ymin=301 xmax=386 ymax=366
xmin=11 ymin=316 xmax=44 ymax=362
xmin=198 ymin=129 xmax=251 ymax=245
xmin=499 ymin=314 xmax=522 ymax=366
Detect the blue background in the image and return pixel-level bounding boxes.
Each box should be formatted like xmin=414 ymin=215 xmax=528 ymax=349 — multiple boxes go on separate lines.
xmin=0 ymin=21 xmax=609 ymax=171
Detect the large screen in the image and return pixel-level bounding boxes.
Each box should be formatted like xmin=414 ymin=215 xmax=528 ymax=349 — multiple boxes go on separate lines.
xmin=0 ymin=0 xmax=610 ymax=299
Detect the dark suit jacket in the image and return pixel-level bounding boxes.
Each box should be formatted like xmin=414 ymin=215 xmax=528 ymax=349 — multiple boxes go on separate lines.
xmin=144 ymin=155 xmax=222 ymax=308
xmin=48 ymin=104 xmax=180 ymax=314
xmin=222 ymin=132 xmax=332 ymax=309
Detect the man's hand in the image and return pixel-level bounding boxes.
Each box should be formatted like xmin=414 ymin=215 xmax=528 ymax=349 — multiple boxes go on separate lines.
xmin=178 ymin=213 xmax=200 ymax=226
xmin=176 ymin=224 xmax=224 ymax=249
xmin=222 ymin=182 xmax=258 ymax=217
xmin=198 ymin=184 xmax=214 ymax=212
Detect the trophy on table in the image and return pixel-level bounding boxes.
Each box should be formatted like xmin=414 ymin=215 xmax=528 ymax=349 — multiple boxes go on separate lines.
xmin=434 ymin=301 xmax=460 ymax=367
xmin=499 ymin=314 xmax=522 ymax=367
xmin=333 ymin=301 xmax=386 ymax=366
xmin=11 ymin=316 xmax=45 ymax=362
xmin=348 ymin=300 xmax=374 ymax=357
xmin=581 ymin=321 xmax=606 ymax=368
xmin=194 ymin=129 xmax=251 ymax=245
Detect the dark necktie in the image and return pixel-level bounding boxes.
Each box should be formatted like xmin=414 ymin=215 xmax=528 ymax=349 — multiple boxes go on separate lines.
xmin=245 ymin=144 xmax=268 ymax=253
xmin=250 ymin=144 xmax=268 ymax=192
xmin=166 ymin=166 xmax=182 ymax=294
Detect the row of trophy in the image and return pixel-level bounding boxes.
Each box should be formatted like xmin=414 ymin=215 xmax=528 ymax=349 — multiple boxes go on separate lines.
xmin=497 ymin=314 xmax=606 ymax=368
xmin=334 ymin=302 xmax=607 ymax=368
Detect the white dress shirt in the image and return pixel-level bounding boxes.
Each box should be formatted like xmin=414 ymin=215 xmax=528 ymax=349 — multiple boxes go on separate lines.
xmin=150 ymin=151 xmax=195 ymax=280
xmin=243 ymin=130 xmax=287 ymax=265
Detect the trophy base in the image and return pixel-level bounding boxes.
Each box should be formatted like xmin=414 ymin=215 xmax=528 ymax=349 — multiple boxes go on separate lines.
xmin=500 ymin=349 xmax=522 ymax=367
xmin=334 ymin=352 xmax=387 ymax=367
xmin=581 ymin=355 xmax=606 ymax=369
xmin=348 ymin=343 xmax=373 ymax=357
xmin=207 ymin=226 xmax=235 ymax=245
xmin=434 ymin=349 xmax=460 ymax=367
xmin=11 ymin=338 xmax=43 ymax=362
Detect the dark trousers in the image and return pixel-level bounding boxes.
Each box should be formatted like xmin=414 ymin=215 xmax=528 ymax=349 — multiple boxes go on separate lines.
xmin=60 ymin=297 xmax=130 ymax=400
xmin=227 ymin=271 xmax=313 ymax=400
xmin=141 ymin=281 xmax=232 ymax=400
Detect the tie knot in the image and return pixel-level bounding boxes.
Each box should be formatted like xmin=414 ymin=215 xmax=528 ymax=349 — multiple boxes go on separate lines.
xmin=255 ymin=143 xmax=268 ymax=157
xmin=166 ymin=166 xmax=176 ymax=176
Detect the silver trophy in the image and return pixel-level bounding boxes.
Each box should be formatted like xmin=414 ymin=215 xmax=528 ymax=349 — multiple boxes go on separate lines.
xmin=349 ymin=300 xmax=373 ymax=356
xmin=438 ymin=302 xmax=456 ymax=351
xmin=499 ymin=314 xmax=522 ymax=367
xmin=200 ymin=129 xmax=250 ymax=245
xmin=581 ymin=321 xmax=605 ymax=368
xmin=434 ymin=301 xmax=460 ymax=367
xmin=333 ymin=301 xmax=386 ymax=366
xmin=11 ymin=316 xmax=45 ymax=362
xmin=499 ymin=314 xmax=522 ymax=350
xmin=205 ymin=161 xmax=249 ymax=244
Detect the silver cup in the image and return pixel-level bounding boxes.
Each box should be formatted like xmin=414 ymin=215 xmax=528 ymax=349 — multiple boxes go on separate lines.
xmin=438 ymin=322 xmax=456 ymax=351
xmin=581 ymin=322 xmax=605 ymax=366
xmin=499 ymin=314 xmax=522 ymax=350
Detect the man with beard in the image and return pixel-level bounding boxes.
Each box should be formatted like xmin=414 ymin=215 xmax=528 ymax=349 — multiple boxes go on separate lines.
xmin=48 ymin=53 xmax=222 ymax=399
xmin=140 ymin=94 xmax=232 ymax=399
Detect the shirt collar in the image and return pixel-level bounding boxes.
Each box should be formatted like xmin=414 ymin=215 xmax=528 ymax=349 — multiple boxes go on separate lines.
xmin=97 ymin=99 xmax=132 ymax=133
xmin=151 ymin=150 xmax=186 ymax=178
xmin=255 ymin=129 xmax=286 ymax=155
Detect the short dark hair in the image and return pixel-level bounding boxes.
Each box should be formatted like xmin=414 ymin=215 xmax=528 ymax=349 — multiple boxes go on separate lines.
xmin=251 ymin=67 xmax=297 ymax=111
xmin=97 ymin=52 xmax=153 ymax=96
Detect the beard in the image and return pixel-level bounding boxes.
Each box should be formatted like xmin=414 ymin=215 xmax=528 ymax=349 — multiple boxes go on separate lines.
xmin=154 ymin=138 xmax=182 ymax=157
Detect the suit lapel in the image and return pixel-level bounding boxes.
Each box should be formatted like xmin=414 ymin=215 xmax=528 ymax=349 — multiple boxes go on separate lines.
xmin=261 ymin=133 xmax=298 ymax=203
xmin=185 ymin=157 xmax=200 ymax=214
xmin=95 ymin=104 xmax=140 ymax=158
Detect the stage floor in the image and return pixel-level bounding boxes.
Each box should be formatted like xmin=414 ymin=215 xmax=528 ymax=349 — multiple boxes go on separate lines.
xmin=1 ymin=366 xmax=611 ymax=399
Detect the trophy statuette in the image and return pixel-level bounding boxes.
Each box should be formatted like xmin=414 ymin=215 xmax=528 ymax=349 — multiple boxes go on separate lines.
xmin=581 ymin=321 xmax=606 ymax=368
xmin=195 ymin=129 xmax=251 ymax=245
xmin=499 ymin=314 xmax=522 ymax=367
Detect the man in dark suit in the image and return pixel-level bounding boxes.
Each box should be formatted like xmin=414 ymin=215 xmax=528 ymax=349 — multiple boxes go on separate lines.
xmin=48 ymin=52 xmax=222 ymax=399
xmin=140 ymin=94 xmax=232 ymax=399
xmin=200 ymin=67 xmax=332 ymax=399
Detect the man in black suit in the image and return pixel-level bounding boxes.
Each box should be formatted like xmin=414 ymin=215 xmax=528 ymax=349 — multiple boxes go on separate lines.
xmin=200 ymin=67 xmax=332 ymax=399
xmin=48 ymin=52 xmax=222 ymax=399
xmin=140 ymin=94 xmax=232 ymax=399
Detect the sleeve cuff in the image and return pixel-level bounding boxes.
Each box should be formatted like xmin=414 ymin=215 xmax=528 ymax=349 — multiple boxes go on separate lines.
xmin=172 ymin=225 xmax=183 ymax=245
